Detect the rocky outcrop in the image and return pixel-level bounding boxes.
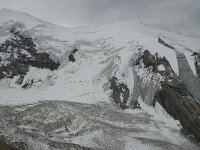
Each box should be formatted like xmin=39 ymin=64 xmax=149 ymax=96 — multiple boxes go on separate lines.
xmin=69 ymin=48 xmax=78 ymax=62
xmin=21 ymin=79 xmax=34 ymax=89
xmin=0 ymin=62 xmax=29 ymax=79
xmin=132 ymin=50 xmax=175 ymax=106
xmin=15 ymin=75 xmax=25 ymax=85
xmin=154 ymin=76 xmax=200 ymax=142
xmin=192 ymin=52 xmax=200 ymax=80
xmin=142 ymin=50 xmax=174 ymax=74
xmin=177 ymin=52 xmax=200 ymax=101
xmin=158 ymin=38 xmax=175 ymax=49
xmin=110 ymin=76 xmax=130 ymax=109
xmin=69 ymin=53 xmax=75 ymax=62
xmin=143 ymin=50 xmax=155 ymax=68
xmin=0 ymin=27 xmax=60 ymax=80
xmin=132 ymin=50 xmax=200 ymax=142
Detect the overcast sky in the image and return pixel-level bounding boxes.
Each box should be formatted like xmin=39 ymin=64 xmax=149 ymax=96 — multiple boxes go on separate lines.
xmin=0 ymin=0 xmax=199 ymax=36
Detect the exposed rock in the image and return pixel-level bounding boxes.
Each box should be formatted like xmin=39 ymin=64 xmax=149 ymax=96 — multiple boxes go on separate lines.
xmin=133 ymin=50 xmax=174 ymax=106
xmin=177 ymin=52 xmax=200 ymax=101
xmin=192 ymin=52 xmax=200 ymax=79
xmin=142 ymin=50 xmax=174 ymax=75
xmin=0 ymin=27 xmax=60 ymax=81
xmin=154 ymin=76 xmax=200 ymax=142
xmin=29 ymin=52 xmax=60 ymax=70
xmin=69 ymin=48 xmax=78 ymax=62
xmin=110 ymin=76 xmax=121 ymax=104
xmin=158 ymin=38 xmax=175 ymax=49
xmin=0 ymin=62 xmax=29 ymax=79
xmin=133 ymin=50 xmax=200 ymax=141
xmin=69 ymin=53 xmax=75 ymax=62
xmin=153 ymin=53 xmax=200 ymax=141
xmin=121 ymin=83 xmax=130 ymax=105
xmin=157 ymin=56 xmax=174 ymax=75
xmin=21 ymin=79 xmax=34 ymax=89
xmin=143 ymin=50 xmax=155 ymax=68
xmin=15 ymin=75 xmax=24 ymax=85
xmin=110 ymin=76 xmax=130 ymax=109
xmin=72 ymin=48 xmax=78 ymax=54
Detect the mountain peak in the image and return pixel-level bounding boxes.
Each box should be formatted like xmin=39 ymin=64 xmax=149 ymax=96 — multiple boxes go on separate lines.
xmin=0 ymin=8 xmax=62 ymax=30
xmin=0 ymin=8 xmax=9 ymax=11
xmin=0 ymin=8 xmax=30 ymax=16
xmin=0 ymin=8 xmax=53 ymax=30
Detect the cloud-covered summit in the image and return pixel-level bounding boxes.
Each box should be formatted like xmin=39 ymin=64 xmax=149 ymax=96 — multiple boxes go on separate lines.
xmin=0 ymin=0 xmax=199 ymax=36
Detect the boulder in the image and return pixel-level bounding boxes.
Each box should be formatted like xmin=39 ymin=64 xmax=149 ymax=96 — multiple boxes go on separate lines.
xmin=143 ymin=50 xmax=155 ymax=68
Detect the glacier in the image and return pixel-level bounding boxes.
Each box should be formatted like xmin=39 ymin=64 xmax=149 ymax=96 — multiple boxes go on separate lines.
xmin=0 ymin=8 xmax=200 ymax=150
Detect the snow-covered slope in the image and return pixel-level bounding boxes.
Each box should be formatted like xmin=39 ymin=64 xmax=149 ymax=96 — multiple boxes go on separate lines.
xmin=0 ymin=9 xmax=200 ymax=105
xmin=0 ymin=9 xmax=200 ymax=150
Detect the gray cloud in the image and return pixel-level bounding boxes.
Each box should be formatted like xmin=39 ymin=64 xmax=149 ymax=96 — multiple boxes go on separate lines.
xmin=0 ymin=0 xmax=199 ymax=36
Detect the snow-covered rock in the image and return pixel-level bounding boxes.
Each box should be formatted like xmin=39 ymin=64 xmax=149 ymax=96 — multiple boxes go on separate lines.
xmin=0 ymin=8 xmax=200 ymax=149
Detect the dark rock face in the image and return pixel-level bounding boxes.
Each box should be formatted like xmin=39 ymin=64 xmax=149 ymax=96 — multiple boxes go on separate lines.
xmin=0 ymin=62 xmax=29 ymax=79
xmin=0 ymin=27 xmax=60 ymax=80
xmin=110 ymin=77 xmax=121 ymax=104
xmin=15 ymin=75 xmax=24 ymax=85
xmin=133 ymin=50 xmax=200 ymax=142
xmin=158 ymin=38 xmax=175 ymax=49
xmin=69 ymin=48 xmax=78 ymax=62
xmin=192 ymin=52 xmax=200 ymax=80
xmin=69 ymin=53 xmax=75 ymax=62
xmin=29 ymin=52 xmax=60 ymax=70
xmin=142 ymin=50 xmax=174 ymax=75
xmin=143 ymin=50 xmax=155 ymax=68
xmin=72 ymin=48 xmax=78 ymax=54
xmin=110 ymin=76 xmax=130 ymax=109
xmin=121 ymin=83 xmax=130 ymax=104
xmin=21 ymin=79 xmax=34 ymax=89
xmin=177 ymin=52 xmax=200 ymax=101
xmin=133 ymin=50 xmax=186 ymax=106
xmin=155 ymin=76 xmax=200 ymax=142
